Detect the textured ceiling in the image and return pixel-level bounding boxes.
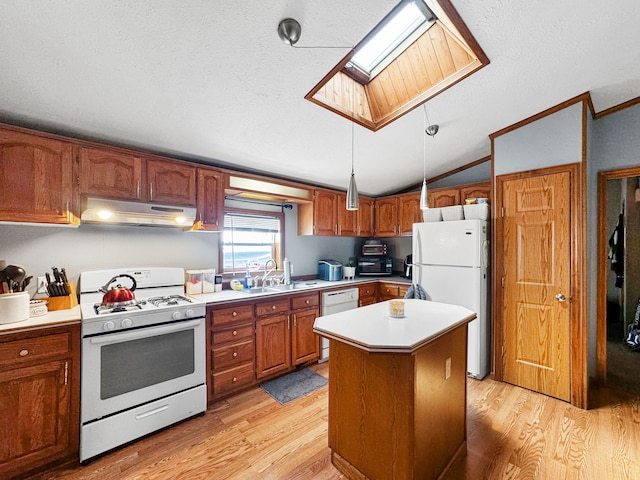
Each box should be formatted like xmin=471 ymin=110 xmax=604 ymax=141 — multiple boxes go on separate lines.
xmin=1 ymin=1 xmax=639 ymax=197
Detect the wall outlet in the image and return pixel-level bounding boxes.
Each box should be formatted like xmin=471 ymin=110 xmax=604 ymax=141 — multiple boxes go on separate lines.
xmin=37 ymin=276 xmax=48 ymax=294
xmin=445 ymin=357 xmax=451 ymax=380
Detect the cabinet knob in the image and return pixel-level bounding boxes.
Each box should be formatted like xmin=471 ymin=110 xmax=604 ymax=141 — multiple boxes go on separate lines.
xmin=19 ymin=349 xmax=29 ymax=357
xmin=232 ymin=377 xmax=237 ymax=382
xmin=232 ymin=330 xmax=238 ymax=336
xmin=306 ymin=299 xmax=310 ymax=304
xmin=272 ymin=305 xmax=276 ymax=310
xmin=232 ymin=351 xmax=238 ymax=358
xmin=232 ymin=311 xmax=237 ymax=317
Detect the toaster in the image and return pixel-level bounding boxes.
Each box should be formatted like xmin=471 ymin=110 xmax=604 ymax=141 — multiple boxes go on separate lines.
xmin=318 ymin=260 xmax=343 ymax=281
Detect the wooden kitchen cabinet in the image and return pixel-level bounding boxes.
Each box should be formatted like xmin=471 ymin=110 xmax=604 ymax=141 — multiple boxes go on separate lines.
xmin=256 ymin=312 xmax=291 ymax=380
xmin=337 ymin=193 xmax=358 ymax=236
xmin=78 ymin=147 xmax=196 ymax=206
xmin=208 ymin=303 xmax=255 ymax=402
xmin=358 ymin=282 xmax=378 ymax=307
xmin=378 ymin=281 xmax=410 ymax=302
xmin=398 ymin=192 xmax=421 ymax=235
xmin=291 ymin=292 xmax=320 ymax=365
xmin=0 ymin=127 xmax=79 ymax=225
xmin=0 ymin=323 xmax=80 ymax=479
xmin=459 ymin=182 xmax=491 ymax=203
xmin=298 ymin=189 xmax=337 ymax=236
xmin=147 ymin=158 xmax=196 ymax=206
xmin=428 ymin=187 xmax=460 ymax=208
xmin=357 ymin=197 xmax=375 ymax=237
xmin=374 ymin=197 xmax=398 ymax=237
xmin=428 ymin=182 xmax=491 ymax=208
xmin=78 ymin=147 xmax=144 ymax=201
xmin=194 ymin=167 xmax=225 ymax=231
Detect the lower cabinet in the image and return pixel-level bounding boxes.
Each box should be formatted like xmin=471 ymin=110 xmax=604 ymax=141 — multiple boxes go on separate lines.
xmin=358 ymin=282 xmax=378 ymax=307
xmin=291 ymin=293 xmax=320 ymax=365
xmin=378 ymin=282 xmax=410 ymax=302
xmin=0 ymin=323 xmax=80 ymax=480
xmin=208 ymin=304 xmax=255 ymax=402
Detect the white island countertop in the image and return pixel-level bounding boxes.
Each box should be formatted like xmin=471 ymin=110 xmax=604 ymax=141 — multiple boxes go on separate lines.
xmin=313 ymin=299 xmax=476 ymax=354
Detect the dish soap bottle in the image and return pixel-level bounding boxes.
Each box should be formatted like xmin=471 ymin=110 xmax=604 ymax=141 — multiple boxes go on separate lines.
xmin=243 ymin=264 xmax=252 ymax=289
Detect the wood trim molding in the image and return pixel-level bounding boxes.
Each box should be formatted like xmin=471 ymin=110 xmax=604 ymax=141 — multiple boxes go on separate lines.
xmin=595 ymin=166 xmax=640 ymax=389
xmin=489 ymin=92 xmax=593 ymax=140
xmin=594 ymin=95 xmax=640 ymax=119
xmin=494 ymin=163 xmax=586 ymax=408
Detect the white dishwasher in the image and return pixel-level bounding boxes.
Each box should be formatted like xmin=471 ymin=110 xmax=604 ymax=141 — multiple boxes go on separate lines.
xmin=319 ymin=288 xmax=359 ymax=362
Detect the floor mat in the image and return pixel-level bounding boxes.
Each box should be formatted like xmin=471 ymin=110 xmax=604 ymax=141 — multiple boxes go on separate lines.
xmin=260 ymin=368 xmax=328 ymax=405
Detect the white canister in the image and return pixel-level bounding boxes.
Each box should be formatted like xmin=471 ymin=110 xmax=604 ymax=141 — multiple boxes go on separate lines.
xmin=185 ymin=270 xmax=203 ymax=295
xmin=202 ymin=269 xmax=216 ymax=293
xmin=0 ymin=292 xmax=30 ymax=324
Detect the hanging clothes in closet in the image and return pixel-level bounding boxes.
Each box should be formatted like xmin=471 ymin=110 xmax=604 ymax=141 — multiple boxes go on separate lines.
xmin=608 ymin=213 xmax=624 ymax=288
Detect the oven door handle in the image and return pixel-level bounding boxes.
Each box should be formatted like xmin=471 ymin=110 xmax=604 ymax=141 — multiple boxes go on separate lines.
xmin=88 ymin=319 xmax=202 ymax=345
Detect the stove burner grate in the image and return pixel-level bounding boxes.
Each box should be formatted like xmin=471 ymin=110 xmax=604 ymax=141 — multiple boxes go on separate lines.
xmin=147 ymin=295 xmax=193 ymax=307
xmin=94 ymin=303 xmax=144 ymax=315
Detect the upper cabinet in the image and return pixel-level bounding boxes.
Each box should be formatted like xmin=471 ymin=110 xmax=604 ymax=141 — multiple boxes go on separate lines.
xmin=79 ymin=146 xmax=196 ymax=207
xmin=78 ymin=147 xmax=143 ymax=201
xmin=147 ymin=159 xmax=196 ymax=206
xmin=337 ymin=194 xmax=358 ymax=236
xmin=374 ymin=192 xmax=420 ymax=237
xmin=0 ymin=128 xmax=78 ymax=225
xmin=298 ymin=189 xmax=337 ymax=236
xmin=374 ymin=197 xmax=398 ymax=237
xmin=357 ymin=197 xmax=375 ymax=237
xmin=397 ymin=192 xmax=421 ymax=235
xmin=428 ymin=182 xmax=491 ymax=208
xmin=194 ymin=167 xmax=225 ymax=231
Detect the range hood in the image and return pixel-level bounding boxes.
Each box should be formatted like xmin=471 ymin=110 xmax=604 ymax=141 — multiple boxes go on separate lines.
xmin=81 ymin=198 xmax=197 ymax=228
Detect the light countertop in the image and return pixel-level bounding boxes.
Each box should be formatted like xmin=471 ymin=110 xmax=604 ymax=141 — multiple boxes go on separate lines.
xmin=192 ymin=276 xmax=411 ymax=305
xmin=313 ymin=299 xmax=476 ymax=354
xmin=0 ymin=305 xmax=81 ymax=333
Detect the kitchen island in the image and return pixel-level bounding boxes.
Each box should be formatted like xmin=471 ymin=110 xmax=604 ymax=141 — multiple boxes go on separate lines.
xmin=313 ymin=299 xmax=476 ymax=480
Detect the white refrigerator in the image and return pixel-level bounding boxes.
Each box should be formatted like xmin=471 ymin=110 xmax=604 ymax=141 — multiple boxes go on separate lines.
xmin=412 ymin=219 xmax=490 ymax=379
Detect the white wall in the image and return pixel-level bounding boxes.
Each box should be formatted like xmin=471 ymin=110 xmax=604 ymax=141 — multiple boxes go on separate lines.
xmin=493 ymin=103 xmax=583 ymax=175
xmin=0 ymin=203 xmax=358 ymax=297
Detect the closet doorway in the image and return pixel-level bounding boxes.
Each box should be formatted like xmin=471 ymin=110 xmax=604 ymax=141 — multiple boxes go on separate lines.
xmin=597 ymin=167 xmax=640 ymax=396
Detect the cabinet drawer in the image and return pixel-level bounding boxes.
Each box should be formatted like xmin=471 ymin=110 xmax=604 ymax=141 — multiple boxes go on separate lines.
xmin=212 ymin=324 xmax=253 ymax=346
xmin=212 ymin=340 xmax=254 ymax=371
xmin=358 ymin=283 xmax=377 ymax=298
xmin=212 ymin=304 xmax=254 ymax=327
xmin=255 ymin=298 xmax=289 ymax=317
xmin=291 ymin=292 xmax=319 ymax=311
xmin=0 ymin=333 xmax=71 ymax=368
xmin=212 ymin=363 xmax=254 ymax=396
xmin=378 ymin=284 xmax=400 ymax=297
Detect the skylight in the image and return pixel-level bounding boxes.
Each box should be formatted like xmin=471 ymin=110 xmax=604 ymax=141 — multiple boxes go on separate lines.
xmin=346 ymin=0 xmax=436 ymax=82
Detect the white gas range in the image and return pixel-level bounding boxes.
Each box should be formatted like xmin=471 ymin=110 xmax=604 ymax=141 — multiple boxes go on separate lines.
xmin=79 ymin=267 xmax=207 ymax=462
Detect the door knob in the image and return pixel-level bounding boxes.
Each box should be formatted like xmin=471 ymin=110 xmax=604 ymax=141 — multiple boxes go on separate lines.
xmin=555 ymin=293 xmax=566 ymax=302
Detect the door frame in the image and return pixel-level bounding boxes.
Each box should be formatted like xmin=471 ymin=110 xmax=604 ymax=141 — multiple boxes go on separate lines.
xmin=595 ymin=166 xmax=640 ymax=385
xmin=494 ymin=163 xmax=587 ymax=408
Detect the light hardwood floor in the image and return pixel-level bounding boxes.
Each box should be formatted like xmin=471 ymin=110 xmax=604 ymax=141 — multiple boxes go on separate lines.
xmin=28 ymin=363 xmax=640 ymax=480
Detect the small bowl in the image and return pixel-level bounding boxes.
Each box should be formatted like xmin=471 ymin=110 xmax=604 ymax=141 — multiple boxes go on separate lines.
xmin=29 ymin=299 xmax=48 ymax=317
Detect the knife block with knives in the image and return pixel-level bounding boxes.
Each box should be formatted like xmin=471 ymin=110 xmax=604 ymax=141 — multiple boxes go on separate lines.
xmin=46 ymin=266 xmax=79 ymax=311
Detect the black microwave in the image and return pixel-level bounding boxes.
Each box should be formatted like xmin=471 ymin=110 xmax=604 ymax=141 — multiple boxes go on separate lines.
xmin=356 ymin=256 xmax=393 ymax=276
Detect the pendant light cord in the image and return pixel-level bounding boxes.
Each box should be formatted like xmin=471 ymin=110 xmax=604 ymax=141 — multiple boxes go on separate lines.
xmin=351 ymin=120 xmax=355 ymax=174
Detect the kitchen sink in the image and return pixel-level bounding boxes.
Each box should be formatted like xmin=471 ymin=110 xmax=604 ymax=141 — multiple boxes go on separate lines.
xmin=265 ymin=282 xmax=317 ymax=292
xmin=238 ymin=282 xmax=317 ymax=295
xmin=239 ymin=287 xmax=271 ymax=295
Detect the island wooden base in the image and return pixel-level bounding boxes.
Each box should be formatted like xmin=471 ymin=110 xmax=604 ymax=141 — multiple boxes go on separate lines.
xmin=328 ymin=324 xmax=468 ymax=480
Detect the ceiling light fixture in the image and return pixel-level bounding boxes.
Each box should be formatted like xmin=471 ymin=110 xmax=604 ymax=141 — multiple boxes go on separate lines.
xmin=346 ymin=119 xmax=359 ymax=210
xmin=420 ymin=105 xmax=439 ymax=210
xmin=277 ymin=18 xmax=352 ymax=49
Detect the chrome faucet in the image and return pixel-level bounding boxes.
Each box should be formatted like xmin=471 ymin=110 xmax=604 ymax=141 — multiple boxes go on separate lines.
xmin=261 ymin=258 xmax=277 ymax=286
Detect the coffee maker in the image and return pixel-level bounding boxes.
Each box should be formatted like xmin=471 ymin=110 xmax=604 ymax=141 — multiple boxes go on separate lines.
xmin=403 ymin=254 xmax=412 ymax=279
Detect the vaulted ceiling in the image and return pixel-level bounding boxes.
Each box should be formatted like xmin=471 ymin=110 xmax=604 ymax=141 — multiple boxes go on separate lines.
xmin=0 ymin=1 xmax=639 ymax=197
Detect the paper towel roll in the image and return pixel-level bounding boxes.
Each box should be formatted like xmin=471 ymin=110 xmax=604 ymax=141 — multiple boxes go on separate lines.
xmin=0 ymin=292 xmax=30 ymax=324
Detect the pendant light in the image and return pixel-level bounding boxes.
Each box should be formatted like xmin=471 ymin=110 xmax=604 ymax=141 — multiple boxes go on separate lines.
xmin=346 ymin=119 xmax=359 ymax=210
xmin=420 ymin=105 xmax=439 ymax=210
